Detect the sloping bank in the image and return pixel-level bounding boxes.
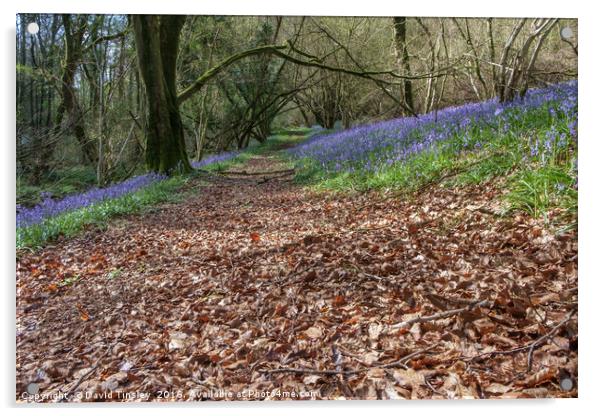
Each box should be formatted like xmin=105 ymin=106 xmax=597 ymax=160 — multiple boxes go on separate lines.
xmin=16 ymin=151 xmax=240 ymax=249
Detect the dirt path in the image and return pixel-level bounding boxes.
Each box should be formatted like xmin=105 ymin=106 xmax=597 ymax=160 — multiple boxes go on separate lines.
xmin=16 ymin=151 xmax=577 ymax=401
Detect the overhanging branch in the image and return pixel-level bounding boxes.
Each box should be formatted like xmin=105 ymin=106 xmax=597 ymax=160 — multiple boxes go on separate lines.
xmin=177 ymin=41 xmax=456 ymax=106
xmin=177 ymin=44 xmax=288 ymax=104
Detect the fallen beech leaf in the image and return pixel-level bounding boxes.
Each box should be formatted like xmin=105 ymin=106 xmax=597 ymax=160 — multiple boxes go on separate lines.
xmin=168 ymin=332 xmax=189 ymax=350
xmin=332 ymin=295 xmax=346 ymax=307
xmin=366 ymin=367 xmax=386 ymax=379
xmin=484 ymin=383 xmax=512 ymax=394
xmin=174 ymin=362 xmax=191 ymax=377
xmin=392 ymin=368 xmax=424 ymax=391
xmin=76 ymin=303 xmax=90 ymax=321
xmin=531 ymin=292 xmax=560 ymax=306
xmin=363 ymin=351 xmax=380 ymax=365
xmin=119 ymin=361 xmax=134 ymax=372
xmin=517 ymin=367 xmax=556 ymax=388
xmin=382 ymin=383 xmax=403 ymax=399
xmin=368 ymin=323 xmax=382 ymax=340
xmin=409 ymin=322 xmax=422 ymax=341
xmin=224 ymin=360 xmax=247 ymax=370
xmin=305 ymin=326 xmax=323 ymax=339
xmin=303 ymin=375 xmax=321 ymax=385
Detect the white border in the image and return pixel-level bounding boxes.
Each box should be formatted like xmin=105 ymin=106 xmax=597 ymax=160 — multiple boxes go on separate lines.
xmin=2 ymin=1 xmax=600 ymax=415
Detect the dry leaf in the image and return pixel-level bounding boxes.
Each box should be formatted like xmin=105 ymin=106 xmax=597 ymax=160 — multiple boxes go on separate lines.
xmin=305 ymin=326 xmax=323 ymax=339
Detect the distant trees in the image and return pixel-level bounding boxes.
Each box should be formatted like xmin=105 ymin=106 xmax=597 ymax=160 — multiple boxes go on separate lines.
xmin=493 ymin=18 xmax=559 ymax=102
xmin=16 ymin=15 xmax=578 ymax=180
xmin=54 ymin=14 xmax=96 ymax=166
xmin=17 ymin=13 xmax=130 ymax=182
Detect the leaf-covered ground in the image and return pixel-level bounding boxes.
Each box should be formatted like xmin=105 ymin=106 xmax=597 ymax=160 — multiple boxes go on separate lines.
xmin=16 ymin=153 xmax=577 ymax=402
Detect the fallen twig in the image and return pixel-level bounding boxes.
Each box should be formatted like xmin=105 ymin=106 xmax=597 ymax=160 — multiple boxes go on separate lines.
xmin=465 ymin=308 xmax=576 ymax=371
xmin=59 ymin=317 xmax=127 ymax=401
xmin=379 ymin=345 xmax=437 ymax=369
xmin=257 ymin=345 xmax=436 ymax=376
xmin=389 ymin=300 xmax=493 ymax=331
xmin=526 ymin=308 xmax=576 ymax=371
xmin=222 ymin=168 xmax=295 ymax=176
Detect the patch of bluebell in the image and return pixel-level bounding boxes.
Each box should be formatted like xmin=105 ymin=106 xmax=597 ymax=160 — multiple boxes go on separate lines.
xmin=17 ymin=151 xmax=242 ymax=228
xmin=288 ymin=81 xmax=577 ymax=174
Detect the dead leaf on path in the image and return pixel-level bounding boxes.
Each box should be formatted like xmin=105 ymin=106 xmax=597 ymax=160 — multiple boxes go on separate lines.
xmin=332 ymin=295 xmax=346 ymax=307
xmin=168 ymin=332 xmax=189 ymax=350
xmin=368 ymin=323 xmax=382 ymax=340
xmin=303 ymin=375 xmax=321 ymax=385
xmin=362 ymin=351 xmax=381 ymax=365
xmin=484 ymin=382 xmax=512 ymax=394
xmin=392 ymin=368 xmax=424 ymax=391
xmin=76 ymin=303 xmax=90 ymax=321
xmin=305 ymin=326 xmax=323 ymax=340
xmin=517 ymin=367 xmax=556 ymax=388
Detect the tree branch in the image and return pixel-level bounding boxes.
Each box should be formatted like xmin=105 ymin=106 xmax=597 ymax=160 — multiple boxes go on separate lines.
xmin=177 ymin=41 xmax=458 ymax=106
xmin=83 ymin=28 xmax=129 ymax=53
xmin=177 ymin=44 xmax=288 ymax=104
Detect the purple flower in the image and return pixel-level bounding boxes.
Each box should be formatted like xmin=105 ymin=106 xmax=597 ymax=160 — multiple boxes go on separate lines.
xmin=17 ymin=149 xmax=241 ymax=229
xmin=16 ymin=173 xmax=167 ymax=228
xmin=288 ymin=81 xmax=577 ymax=174
xmin=191 ymin=151 xmax=240 ymax=169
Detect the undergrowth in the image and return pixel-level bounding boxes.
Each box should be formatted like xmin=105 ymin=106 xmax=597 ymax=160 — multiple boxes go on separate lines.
xmin=289 ymin=83 xmax=578 ymax=224
xmin=16 ymin=130 xmax=310 ymax=250
xmin=17 ymin=175 xmax=188 ymax=250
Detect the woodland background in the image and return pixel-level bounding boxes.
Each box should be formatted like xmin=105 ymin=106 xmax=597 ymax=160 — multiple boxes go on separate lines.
xmin=16 ymin=15 xmax=577 ymax=203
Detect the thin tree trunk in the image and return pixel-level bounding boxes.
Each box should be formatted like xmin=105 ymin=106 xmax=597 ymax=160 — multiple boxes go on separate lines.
xmin=52 ymin=14 xmax=96 ymax=165
xmin=393 ymin=17 xmax=414 ymax=116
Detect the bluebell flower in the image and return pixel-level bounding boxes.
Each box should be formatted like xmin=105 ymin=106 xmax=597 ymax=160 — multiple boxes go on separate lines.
xmin=18 ymin=149 xmax=241 ymax=229
xmin=287 ymin=81 xmax=577 ymax=175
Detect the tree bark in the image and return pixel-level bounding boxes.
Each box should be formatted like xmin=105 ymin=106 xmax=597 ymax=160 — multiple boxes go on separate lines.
xmin=52 ymin=14 xmax=97 ymax=165
xmin=393 ymin=17 xmax=414 ymax=116
xmin=131 ymin=15 xmax=191 ymax=174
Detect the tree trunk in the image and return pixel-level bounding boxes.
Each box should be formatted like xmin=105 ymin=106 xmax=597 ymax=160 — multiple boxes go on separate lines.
xmin=131 ymin=15 xmax=191 ymax=174
xmin=393 ymin=17 xmax=414 ymax=116
xmin=51 ymin=14 xmax=97 ymax=166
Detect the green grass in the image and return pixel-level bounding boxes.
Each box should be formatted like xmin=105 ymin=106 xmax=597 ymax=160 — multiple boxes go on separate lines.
xmin=290 ymin=101 xmax=578 ymax=223
xmin=17 ymin=165 xmax=98 ymax=207
xmin=507 ymin=166 xmax=577 ymax=219
xmin=202 ymin=133 xmax=308 ymax=173
xmin=16 ymin=175 xmax=188 ymax=251
xmin=16 ymin=130 xmax=314 ymax=251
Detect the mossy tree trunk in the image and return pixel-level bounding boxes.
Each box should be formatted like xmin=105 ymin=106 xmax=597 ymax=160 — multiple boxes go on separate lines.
xmin=50 ymin=14 xmax=97 ymax=168
xmin=131 ymin=15 xmax=191 ymax=174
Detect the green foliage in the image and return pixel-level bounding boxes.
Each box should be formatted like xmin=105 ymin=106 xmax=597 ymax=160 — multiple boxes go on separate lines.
xmin=291 ymin=99 xmax=578 ymax=221
xmin=507 ymin=166 xmax=577 ymax=219
xmin=17 ymin=166 xmax=98 ymax=207
xmin=17 ymin=175 xmax=188 ymax=250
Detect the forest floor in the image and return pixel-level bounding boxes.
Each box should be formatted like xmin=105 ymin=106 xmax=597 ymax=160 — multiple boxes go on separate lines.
xmin=16 ymin=146 xmax=577 ymax=401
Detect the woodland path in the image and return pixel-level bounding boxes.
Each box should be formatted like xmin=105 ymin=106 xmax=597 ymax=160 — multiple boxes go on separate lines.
xmin=16 ymin=150 xmax=577 ymax=401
